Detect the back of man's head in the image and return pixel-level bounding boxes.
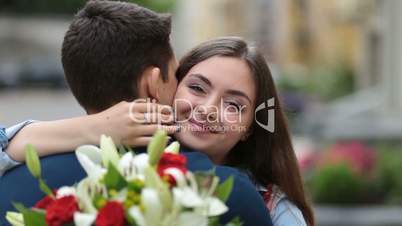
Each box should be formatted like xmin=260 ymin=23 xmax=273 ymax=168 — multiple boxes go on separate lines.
xmin=62 ymin=0 xmax=173 ymax=112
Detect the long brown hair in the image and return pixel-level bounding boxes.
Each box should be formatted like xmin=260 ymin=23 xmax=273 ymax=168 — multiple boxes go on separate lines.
xmin=176 ymin=37 xmax=314 ymax=226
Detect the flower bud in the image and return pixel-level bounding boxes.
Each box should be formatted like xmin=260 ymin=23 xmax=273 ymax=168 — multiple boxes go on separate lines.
xmin=25 ymin=144 xmax=41 ymax=178
xmin=147 ymin=130 xmax=168 ymax=166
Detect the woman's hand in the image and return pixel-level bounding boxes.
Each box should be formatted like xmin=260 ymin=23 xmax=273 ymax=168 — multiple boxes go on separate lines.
xmin=90 ymin=100 xmax=179 ymax=147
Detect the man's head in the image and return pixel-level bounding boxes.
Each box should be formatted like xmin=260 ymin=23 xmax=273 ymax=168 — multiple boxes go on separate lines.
xmin=62 ymin=0 xmax=178 ymax=113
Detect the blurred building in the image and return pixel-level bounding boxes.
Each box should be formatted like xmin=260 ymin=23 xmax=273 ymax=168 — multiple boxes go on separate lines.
xmin=173 ymin=0 xmax=402 ymax=141
xmin=305 ymin=0 xmax=402 ymax=140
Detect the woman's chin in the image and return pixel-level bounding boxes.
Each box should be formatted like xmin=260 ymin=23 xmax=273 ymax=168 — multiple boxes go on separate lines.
xmin=176 ymin=131 xmax=213 ymax=151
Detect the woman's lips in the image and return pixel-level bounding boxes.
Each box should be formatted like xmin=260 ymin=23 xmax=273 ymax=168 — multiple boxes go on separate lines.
xmin=188 ymin=118 xmax=210 ymax=132
xmin=187 ymin=118 xmax=223 ymax=134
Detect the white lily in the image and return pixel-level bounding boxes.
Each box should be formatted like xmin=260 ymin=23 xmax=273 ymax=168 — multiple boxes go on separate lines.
xmin=74 ymin=212 xmax=96 ymax=226
xmin=144 ymin=166 xmax=172 ymax=212
xmin=141 ymin=188 xmax=163 ymax=226
xmin=132 ymin=153 xmax=149 ymax=176
xmin=172 ymin=187 xmax=203 ymax=207
xmin=199 ymin=197 xmax=228 ymax=216
xmin=118 ymin=152 xmax=149 ymax=180
xmin=173 ymin=172 xmax=228 ymax=217
xmin=75 ymin=145 xmax=106 ymax=180
xmin=75 ymin=178 xmax=105 ymax=213
xmin=100 ymin=135 xmax=121 ymax=167
xmin=177 ymin=212 xmax=208 ymax=226
xmin=56 ymin=186 xmax=76 ymax=198
xmin=163 ymin=168 xmax=186 ymax=187
xmin=5 ymin=212 xmax=24 ymax=226
xmin=128 ymin=206 xmax=146 ymax=226
xmin=160 ymin=200 xmax=181 ymax=226
xmin=76 ymin=145 xmax=102 ymax=164
xmin=118 ymin=152 xmax=135 ymax=178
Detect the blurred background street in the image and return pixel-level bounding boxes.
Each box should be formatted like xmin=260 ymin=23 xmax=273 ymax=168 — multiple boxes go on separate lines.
xmin=0 ymin=89 xmax=82 ymax=126
xmin=1 ymin=0 xmax=402 ymax=225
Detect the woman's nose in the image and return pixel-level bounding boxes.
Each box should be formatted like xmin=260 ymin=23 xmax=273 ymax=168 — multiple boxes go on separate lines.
xmin=195 ymin=96 xmax=220 ymax=122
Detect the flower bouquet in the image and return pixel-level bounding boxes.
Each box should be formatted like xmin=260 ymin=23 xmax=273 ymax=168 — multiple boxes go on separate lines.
xmin=6 ymin=130 xmax=240 ymax=226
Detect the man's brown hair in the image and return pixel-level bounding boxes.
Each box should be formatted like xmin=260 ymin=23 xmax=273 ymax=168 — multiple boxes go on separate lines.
xmin=62 ymin=0 xmax=173 ymax=112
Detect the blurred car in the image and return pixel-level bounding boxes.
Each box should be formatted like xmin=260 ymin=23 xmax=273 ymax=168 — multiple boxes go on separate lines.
xmin=0 ymin=56 xmax=66 ymax=89
xmin=0 ymin=61 xmax=21 ymax=87
xmin=18 ymin=56 xmax=66 ymax=88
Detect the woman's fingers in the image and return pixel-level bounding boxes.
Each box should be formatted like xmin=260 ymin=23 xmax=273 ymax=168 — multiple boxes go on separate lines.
xmin=125 ymin=136 xmax=172 ymax=147
xmin=130 ymin=112 xmax=174 ymax=124
xmin=126 ymin=137 xmax=152 ymax=147
xmin=129 ymin=102 xmax=173 ymax=115
xmin=136 ymin=124 xmax=179 ymax=136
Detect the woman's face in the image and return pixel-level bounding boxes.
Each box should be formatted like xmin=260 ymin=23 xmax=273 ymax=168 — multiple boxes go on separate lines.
xmin=174 ymin=56 xmax=256 ymax=164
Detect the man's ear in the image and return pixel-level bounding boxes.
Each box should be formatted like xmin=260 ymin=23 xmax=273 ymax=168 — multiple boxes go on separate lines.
xmin=140 ymin=67 xmax=163 ymax=101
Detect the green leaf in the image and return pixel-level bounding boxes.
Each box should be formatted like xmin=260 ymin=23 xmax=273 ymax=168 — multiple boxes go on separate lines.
xmin=215 ymin=176 xmax=234 ymax=202
xmin=207 ymin=216 xmax=219 ymax=226
xmin=39 ymin=178 xmax=54 ymax=197
xmin=93 ymin=194 xmax=107 ymax=209
xmin=12 ymin=203 xmax=46 ymax=226
xmin=125 ymin=145 xmax=134 ymax=153
xmin=12 ymin=203 xmax=27 ymax=214
xmin=125 ymin=210 xmax=136 ymax=226
xmin=103 ymin=163 xmax=128 ymax=191
xmin=118 ymin=145 xmax=128 ymax=155
xmin=223 ymin=217 xmax=243 ymax=226
xmin=147 ymin=130 xmax=168 ymax=166
xmin=25 ymin=144 xmax=41 ymax=178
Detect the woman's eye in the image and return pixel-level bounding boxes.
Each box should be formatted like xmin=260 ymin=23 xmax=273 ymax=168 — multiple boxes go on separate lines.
xmin=189 ymin=84 xmax=205 ymax=93
xmin=226 ymin=102 xmax=243 ymax=111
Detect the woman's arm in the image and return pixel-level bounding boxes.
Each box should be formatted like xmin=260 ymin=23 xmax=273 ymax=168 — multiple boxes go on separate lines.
xmin=6 ymin=116 xmax=98 ymax=162
xmin=6 ymin=101 xmax=177 ymax=162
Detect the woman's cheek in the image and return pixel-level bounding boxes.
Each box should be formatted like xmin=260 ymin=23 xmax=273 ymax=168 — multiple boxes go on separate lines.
xmin=225 ymin=111 xmax=252 ymax=134
xmin=222 ymin=111 xmax=242 ymax=126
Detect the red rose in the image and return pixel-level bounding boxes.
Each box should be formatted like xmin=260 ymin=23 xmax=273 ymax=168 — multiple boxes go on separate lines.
xmin=96 ymin=201 xmax=126 ymax=226
xmin=158 ymin=153 xmax=187 ymax=172
xmin=45 ymin=196 xmax=79 ymax=226
xmin=34 ymin=190 xmax=58 ymax=209
xmin=35 ymin=195 xmax=54 ymax=209
xmin=157 ymin=153 xmax=187 ymax=186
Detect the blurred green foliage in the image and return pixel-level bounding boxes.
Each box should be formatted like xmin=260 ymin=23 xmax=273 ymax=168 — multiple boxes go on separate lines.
xmin=376 ymin=144 xmax=402 ymax=205
xmin=278 ymin=62 xmax=355 ymax=101
xmin=309 ymin=164 xmax=363 ymax=204
xmin=307 ymin=143 xmax=402 ymax=205
xmin=0 ymin=0 xmax=176 ymax=15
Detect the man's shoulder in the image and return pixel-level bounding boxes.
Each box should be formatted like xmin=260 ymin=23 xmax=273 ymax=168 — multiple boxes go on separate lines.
xmin=1 ymin=152 xmax=85 ymax=185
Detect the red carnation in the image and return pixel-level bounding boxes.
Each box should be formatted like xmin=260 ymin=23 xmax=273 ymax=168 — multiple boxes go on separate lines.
xmin=95 ymin=201 xmax=126 ymax=226
xmin=45 ymin=195 xmax=79 ymax=226
xmin=157 ymin=153 xmax=187 ymax=186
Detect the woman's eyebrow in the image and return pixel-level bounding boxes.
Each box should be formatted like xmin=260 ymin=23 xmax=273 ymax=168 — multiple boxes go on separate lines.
xmin=226 ymin=89 xmax=252 ymax=104
xmin=189 ymin=73 xmax=213 ymax=87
